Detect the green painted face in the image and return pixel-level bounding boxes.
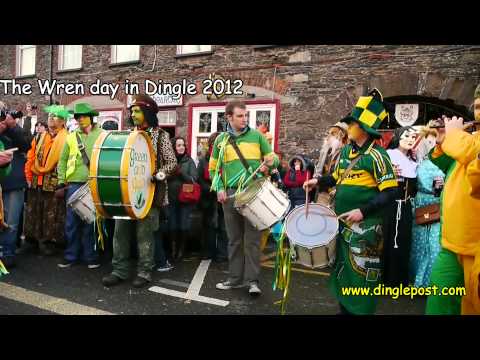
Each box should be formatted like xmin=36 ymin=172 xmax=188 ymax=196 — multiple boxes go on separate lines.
xmin=131 ymin=106 xmax=145 ymax=126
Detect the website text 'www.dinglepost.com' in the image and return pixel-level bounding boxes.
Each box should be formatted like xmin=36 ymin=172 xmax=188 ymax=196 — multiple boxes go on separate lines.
xmin=341 ymin=284 xmax=466 ymax=300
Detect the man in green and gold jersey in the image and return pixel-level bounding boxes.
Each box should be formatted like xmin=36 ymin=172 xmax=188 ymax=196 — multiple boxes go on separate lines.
xmin=305 ymin=89 xmax=398 ymax=315
xmin=209 ymin=100 xmax=279 ymax=297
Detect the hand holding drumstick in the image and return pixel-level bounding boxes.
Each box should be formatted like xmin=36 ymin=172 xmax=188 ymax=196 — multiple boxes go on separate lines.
xmin=338 ymin=208 xmax=364 ymax=223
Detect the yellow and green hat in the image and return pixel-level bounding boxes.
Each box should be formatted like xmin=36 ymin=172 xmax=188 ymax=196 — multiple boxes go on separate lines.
xmin=341 ymin=88 xmax=389 ymax=139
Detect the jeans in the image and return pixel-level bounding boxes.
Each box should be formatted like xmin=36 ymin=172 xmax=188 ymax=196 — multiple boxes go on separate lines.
xmin=0 ymin=189 xmax=25 ymax=258
xmin=154 ymin=213 xmax=169 ymax=267
xmin=167 ymin=202 xmax=193 ymax=232
xmin=63 ymin=183 xmax=98 ymax=264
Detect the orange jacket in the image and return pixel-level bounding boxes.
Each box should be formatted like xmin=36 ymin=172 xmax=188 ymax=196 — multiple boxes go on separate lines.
xmin=24 ymin=133 xmax=54 ymax=187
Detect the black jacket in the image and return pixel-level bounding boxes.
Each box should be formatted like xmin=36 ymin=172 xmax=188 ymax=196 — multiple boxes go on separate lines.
xmin=0 ymin=125 xmax=30 ymax=191
xmin=167 ymin=154 xmax=198 ymax=204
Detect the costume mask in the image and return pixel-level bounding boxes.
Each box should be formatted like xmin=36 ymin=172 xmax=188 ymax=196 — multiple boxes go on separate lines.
xmin=131 ymin=106 xmax=145 ymax=127
xmin=399 ymin=128 xmax=418 ymax=151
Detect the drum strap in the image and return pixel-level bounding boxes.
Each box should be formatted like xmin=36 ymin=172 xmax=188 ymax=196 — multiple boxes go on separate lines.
xmin=228 ymin=136 xmax=251 ymax=174
xmin=337 ymin=154 xmax=363 ymax=186
xmin=75 ymin=133 xmax=90 ymax=169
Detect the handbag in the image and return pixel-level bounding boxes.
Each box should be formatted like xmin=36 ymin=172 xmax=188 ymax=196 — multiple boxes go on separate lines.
xmin=415 ymin=203 xmax=440 ymax=225
xmin=178 ymin=182 xmax=201 ymax=204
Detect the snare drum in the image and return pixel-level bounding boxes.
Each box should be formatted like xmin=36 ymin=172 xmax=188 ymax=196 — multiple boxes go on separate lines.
xmin=67 ymin=183 xmax=96 ymax=224
xmin=89 ymin=130 xmax=156 ymax=220
xmin=234 ymin=177 xmax=290 ymax=231
xmin=285 ymin=203 xmax=338 ymax=269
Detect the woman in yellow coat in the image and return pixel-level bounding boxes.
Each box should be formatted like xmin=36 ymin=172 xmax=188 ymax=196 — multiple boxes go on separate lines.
xmin=426 ymin=85 xmax=480 ymax=315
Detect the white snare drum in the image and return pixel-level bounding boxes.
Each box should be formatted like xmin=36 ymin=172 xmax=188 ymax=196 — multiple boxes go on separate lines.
xmin=234 ymin=177 xmax=290 ymax=231
xmin=67 ymin=183 xmax=96 ymax=224
xmin=285 ymin=203 xmax=338 ymax=269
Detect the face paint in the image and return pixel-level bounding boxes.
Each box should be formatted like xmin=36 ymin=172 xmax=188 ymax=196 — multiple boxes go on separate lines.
xmin=474 ymin=98 xmax=480 ymax=123
xmin=399 ymin=129 xmax=418 ymax=151
xmin=78 ymin=115 xmax=92 ymax=129
xmin=131 ymin=106 xmax=145 ymax=126
xmin=347 ymin=122 xmax=363 ymax=142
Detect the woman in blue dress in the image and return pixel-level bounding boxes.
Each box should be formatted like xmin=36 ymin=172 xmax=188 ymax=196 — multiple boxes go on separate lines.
xmin=410 ymin=127 xmax=445 ymax=288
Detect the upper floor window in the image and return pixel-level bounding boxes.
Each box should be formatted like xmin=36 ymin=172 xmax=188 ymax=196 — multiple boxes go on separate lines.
xmin=177 ymin=45 xmax=212 ymax=55
xmin=16 ymin=45 xmax=36 ymax=77
xmin=111 ymin=45 xmax=140 ymax=63
xmin=58 ymin=45 xmax=82 ymax=70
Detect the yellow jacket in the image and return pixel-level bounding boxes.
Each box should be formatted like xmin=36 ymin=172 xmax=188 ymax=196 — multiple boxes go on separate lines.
xmin=430 ymin=129 xmax=480 ymax=313
xmin=467 ymin=153 xmax=480 ymax=199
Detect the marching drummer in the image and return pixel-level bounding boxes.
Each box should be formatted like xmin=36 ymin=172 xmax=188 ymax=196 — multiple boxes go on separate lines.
xmin=101 ymin=95 xmax=177 ymax=289
xmin=209 ymin=99 xmax=279 ymax=296
xmin=304 ymin=89 xmax=398 ymax=315
xmin=56 ymin=103 xmax=104 ymax=269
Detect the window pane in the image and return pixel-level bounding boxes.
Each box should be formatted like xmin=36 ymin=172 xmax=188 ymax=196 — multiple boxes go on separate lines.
xmin=21 ymin=47 xmax=35 ymax=75
xmin=62 ymin=45 xmax=82 ymax=69
xmin=197 ymin=137 xmax=209 ymax=158
xmin=114 ymin=45 xmax=139 ymax=63
xmin=199 ymin=112 xmax=212 ymax=133
xmin=217 ymin=112 xmax=227 ymax=132
xmin=256 ymin=110 xmax=271 ymax=131
xmin=157 ymin=111 xmax=177 ymax=125
xmin=179 ymin=45 xmax=211 ymax=54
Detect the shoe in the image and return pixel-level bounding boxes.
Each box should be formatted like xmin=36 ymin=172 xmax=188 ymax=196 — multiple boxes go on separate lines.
xmin=1 ymin=257 xmax=16 ymax=269
xmin=216 ymin=280 xmax=245 ymax=290
xmin=156 ymin=261 xmax=174 ymax=272
xmin=102 ymin=274 xmax=123 ymax=287
xmin=132 ymin=276 xmax=150 ymax=288
xmin=87 ymin=263 xmax=101 ymax=269
xmin=57 ymin=260 xmax=76 ymax=268
xmin=248 ymin=282 xmax=262 ymax=296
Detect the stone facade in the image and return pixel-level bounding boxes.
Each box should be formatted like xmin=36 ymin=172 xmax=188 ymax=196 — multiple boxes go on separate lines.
xmin=1 ymin=45 xmax=479 ymax=159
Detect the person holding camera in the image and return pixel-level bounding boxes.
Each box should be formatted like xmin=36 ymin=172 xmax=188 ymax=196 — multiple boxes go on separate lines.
xmin=0 ymin=110 xmax=30 ymax=268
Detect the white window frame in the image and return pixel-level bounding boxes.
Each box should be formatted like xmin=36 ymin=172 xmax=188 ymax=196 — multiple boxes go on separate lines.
xmin=16 ymin=45 xmax=36 ymax=77
xmin=190 ymin=103 xmax=277 ymax=161
xmin=58 ymin=45 xmax=83 ymax=71
xmin=157 ymin=110 xmax=177 ymax=126
xmin=177 ymin=45 xmax=212 ymax=55
xmin=111 ymin=45 xmax=140 ymax=64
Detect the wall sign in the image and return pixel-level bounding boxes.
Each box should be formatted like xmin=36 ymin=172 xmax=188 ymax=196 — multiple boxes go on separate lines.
xmin=395 ymin=104 xmax=419 ymax=126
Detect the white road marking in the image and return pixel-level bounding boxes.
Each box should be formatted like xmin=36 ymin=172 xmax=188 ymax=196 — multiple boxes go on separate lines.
xmin=148 ymin=259 xmax=230 ymax=307
xmin=186 ymin=259 xmax=211 ymax=298
xmin=0 ymin=282 xmax=114 ymax=315
xmin=158 ymin=279 xmax=190 ymax=289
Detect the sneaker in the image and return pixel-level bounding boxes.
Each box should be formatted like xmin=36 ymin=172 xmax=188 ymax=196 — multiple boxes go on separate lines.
xmin=248 ymin=282 xmax=262 ymax=296
xmin=156 ymin=261 xmax=174 ymax=272
xmin=57 ymin=260 xmax=76 ymax=268
xmin=216 ymin=280 xmax=245 ymax=290
xmin=87 ymin=263 xmax=101 ymax=269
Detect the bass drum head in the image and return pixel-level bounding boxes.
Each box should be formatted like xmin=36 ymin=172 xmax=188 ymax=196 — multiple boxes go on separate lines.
xmin=285 ymin=204 xmax=338 ymax=249
xmin=234 ymin=177 xmax=266 ymax=208
xmin=121 ymin=131 xmax=156 ymax=219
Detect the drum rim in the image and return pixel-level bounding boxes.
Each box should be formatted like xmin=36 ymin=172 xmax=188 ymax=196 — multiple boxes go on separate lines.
xmin=119 ymin=130 xmax=156 ymax=220
xmin=233 ymin=177 xmax=270 ymax=208
xmin=285 ymin=203 xmax=338 ymax=249
xmin=89 ymin=131 xmax=110 ymax=218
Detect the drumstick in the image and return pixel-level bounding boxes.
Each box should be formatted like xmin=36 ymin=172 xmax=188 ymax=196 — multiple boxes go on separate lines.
xmin=305 ymin=172 xmax=309 ymax=220
xmin=243 ymin=160 xmax=267 ymax=186
xmin=4 ymin=147 xmax=18 ymax=154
